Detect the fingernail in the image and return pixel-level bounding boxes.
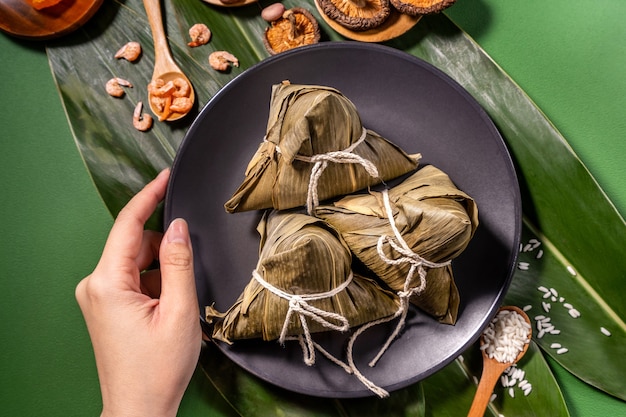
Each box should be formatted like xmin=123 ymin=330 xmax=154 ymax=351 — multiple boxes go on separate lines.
xmin=166 ymin=218 xmax=190 ymax=245
xmin=157 ymin=167 xmax=171 ymax=180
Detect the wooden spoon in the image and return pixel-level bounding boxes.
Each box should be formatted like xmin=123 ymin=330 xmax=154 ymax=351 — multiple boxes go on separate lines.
xmin=467 ymin=306 xmax=532 ymax=417
xmin=142 ymin=0 xmax=195 ymax=121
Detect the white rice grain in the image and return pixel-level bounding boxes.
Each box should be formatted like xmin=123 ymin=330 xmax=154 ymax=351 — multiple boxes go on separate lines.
xmin=523 ymin=305 xmax=532 ymax=311
xmin=557 ymin=348 xmax=569 ymax=355
xmin=536 ymin=249 xmax=544 ymax=259
xmin=601 ymin=327 xmax=612 ymax=337
xmin=568 ymin=308 xmax=581 ymax=318
xmin=566 ymin=265 xmax=577 ymax=276
xmin=550 ymin=343 xmax=562 ymax=349
xmin=482 ymin=310 xmax=531 ymax=363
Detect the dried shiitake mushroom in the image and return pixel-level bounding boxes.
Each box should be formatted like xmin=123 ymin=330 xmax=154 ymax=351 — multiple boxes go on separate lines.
xmin=317 ymin=0 xmax=391 ymax=31
xmin=263 ymin=8 xmax=320 ymax=55
xmin=389 ymin=0 xmax=455 ymax=16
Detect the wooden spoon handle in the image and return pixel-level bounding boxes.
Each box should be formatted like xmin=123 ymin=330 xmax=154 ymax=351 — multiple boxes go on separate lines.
xmin=467 ymin=361 xmax=507 ymax=417
xmin=142 ymin=0 xmax=175 ymax=73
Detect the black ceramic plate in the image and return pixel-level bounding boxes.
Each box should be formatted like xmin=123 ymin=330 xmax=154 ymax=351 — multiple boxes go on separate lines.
xmin=165 ymin=42 xmax=521 ymax=398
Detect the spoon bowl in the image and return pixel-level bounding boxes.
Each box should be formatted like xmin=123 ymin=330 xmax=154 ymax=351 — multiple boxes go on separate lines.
xmin=467 ymin=306 xmax=532 ymax=417
xmin=143 ymin=0 xmax=195 ymax=122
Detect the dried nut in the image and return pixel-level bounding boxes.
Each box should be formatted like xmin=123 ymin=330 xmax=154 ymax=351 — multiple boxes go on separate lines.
xmin=188 ymin=23 xmax=211 ymax=47
xmin=114 ymin=41 xmax=142 ymax=62
xmin=263 ymin=8 xmax=320 ymax=55
xmin=209 ymin=51 xmax=239 ymax=71
xmin=317 ymin=0 xmax=390 ymax=31
xmin=261 ymin=3 xmax=286 ymax=22
xmin=389 ymin=0 xmax=456 ymax=16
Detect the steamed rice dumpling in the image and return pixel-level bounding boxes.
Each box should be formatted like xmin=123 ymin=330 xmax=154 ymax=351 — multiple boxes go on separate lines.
xmin=224 ymin=81 xmax=420 ymax=213
xmin=206 ymin=210 xmax=400 ymax=344
xmin=315 ymin=165 xmax=479 ymax=324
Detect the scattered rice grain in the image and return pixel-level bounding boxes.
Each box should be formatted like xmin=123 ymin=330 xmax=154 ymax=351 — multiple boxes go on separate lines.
xmin=550 ymin=288 xmax=558 ymax=297
xmin=601 ymin=327 xmax=612 ymax=337
xmin=550 ymin=343 xmax=561 ymax=349
xmin=566 ymin=265 xmax=577 ymax=276
xmin=490 ymin=393 xmax=497 ymax=402
xmin=568 ymin=308 xmax=581 ymax=318
xmin=556 ymin=347 xmax=569 ymax=354
xmin=509 ymin=387 xmax=515 ymax=398
xmin=542 ymin=301 xmax=551 ymax=312
xmin=536 ymin=249 xmax=544 ymax=259
xmin=523 ymin=305 xmax=532 ymax=311
xmin=538 ymin=286 xmax=549 ymax=293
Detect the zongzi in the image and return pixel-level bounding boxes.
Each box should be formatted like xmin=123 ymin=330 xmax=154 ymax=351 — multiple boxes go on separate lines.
xmin=206 ymin=210 xmax=400 ymax=352
xmin=224 ymin=81 xmax=420 ymax=214
xmin=315 ymin=165 xmax=478 ymax=325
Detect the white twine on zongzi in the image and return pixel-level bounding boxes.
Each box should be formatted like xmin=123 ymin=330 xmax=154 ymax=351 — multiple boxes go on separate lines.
xmin=252 ymin=269 xmax=353 ymax=366
xmin=344 ymin=189 xmax=451 ymax=398
xmin=370 ymin=189 xmax=451 ymax=365
xmin=268 ymin=127 xmax=380 ymax=215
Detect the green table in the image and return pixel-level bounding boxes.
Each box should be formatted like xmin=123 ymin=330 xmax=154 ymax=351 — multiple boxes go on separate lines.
xmin=1 ymin=1 xmax=624 ymax=415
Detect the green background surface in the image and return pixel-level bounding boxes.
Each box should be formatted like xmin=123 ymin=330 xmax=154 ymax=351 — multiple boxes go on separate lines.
xmin=0 ymin=1 xmax=624 ymax=415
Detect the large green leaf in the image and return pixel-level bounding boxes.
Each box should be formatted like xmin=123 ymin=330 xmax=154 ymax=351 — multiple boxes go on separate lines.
xmin=504 ymin=224 xmax=626 ymax=399
xmin=382 ymin=14 xmax=626 ymax=400
xmin=46 ymin=0 xmax=625 ymax=413
xmin=423 ymin=341 xmax=569 ymax=417
xmin=199 ymin=342 xmax=425 ymax=417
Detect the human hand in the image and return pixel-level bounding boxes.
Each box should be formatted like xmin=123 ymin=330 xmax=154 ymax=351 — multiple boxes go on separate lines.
xmin=75 ymin=169 xmax=202 ymax=417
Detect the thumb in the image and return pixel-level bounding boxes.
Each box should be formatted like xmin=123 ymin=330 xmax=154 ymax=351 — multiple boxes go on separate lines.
xmin=159 ymin=218 xmax=198 ymax=313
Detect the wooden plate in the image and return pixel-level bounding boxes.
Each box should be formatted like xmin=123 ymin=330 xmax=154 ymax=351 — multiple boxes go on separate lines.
xmin=314 ymin=0 xmax=421 ymax=42
xmin=201 ymin=0 xmax=258 ymax=8
xmin=0 ymin=0 xmax=104 ymax=40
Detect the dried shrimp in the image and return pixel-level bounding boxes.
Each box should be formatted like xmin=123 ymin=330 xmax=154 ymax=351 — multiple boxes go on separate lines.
xmin=106 ymin=77 xmax=133 ymax=98
xmin=133 ymin=101 xmax=153 ymax=131
xmin=188 ymin=24 xmax=211 ymax=47
xmin=114 ymin=41 xmax=142 ymax=62
xmin=209 ymin=51 xmax=239 ymax=72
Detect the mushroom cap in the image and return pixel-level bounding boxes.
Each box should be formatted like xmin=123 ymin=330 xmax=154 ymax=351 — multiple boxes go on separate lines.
xmin=263 ymin=8 xmax=321 ymax=55
xmin=317 ymin=0 xmax=391 ymax=31
xmin=389 ymin=0 xmax=456 ymax=16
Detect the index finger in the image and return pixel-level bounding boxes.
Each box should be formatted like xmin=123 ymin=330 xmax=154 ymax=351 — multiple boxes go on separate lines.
xmin=99 ymin=169 xmax=170 ymax=267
